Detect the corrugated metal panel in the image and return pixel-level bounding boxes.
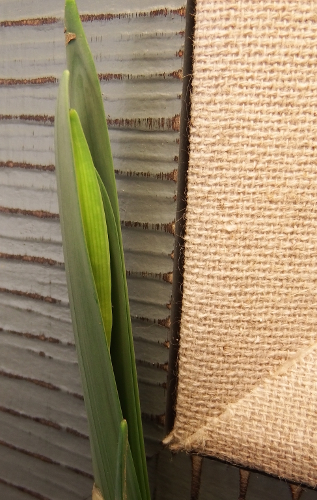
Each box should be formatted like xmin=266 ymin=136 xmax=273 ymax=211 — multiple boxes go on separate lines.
xmin=0 ymin=2 xmax=184 ymax=497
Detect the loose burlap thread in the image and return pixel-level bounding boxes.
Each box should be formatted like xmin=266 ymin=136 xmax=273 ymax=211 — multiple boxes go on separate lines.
xmin=165 ymin=0 xmax=317 ymax=486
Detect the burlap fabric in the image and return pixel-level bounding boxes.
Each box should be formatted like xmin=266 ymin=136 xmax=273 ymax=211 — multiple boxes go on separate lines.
xmin=165 ymin=0 xmax=317 ymax=486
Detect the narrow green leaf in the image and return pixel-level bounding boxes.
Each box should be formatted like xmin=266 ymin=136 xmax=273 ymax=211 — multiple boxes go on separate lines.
xmin=70 ymin=108 xmax=112 ymax=346
xmin=97 ymin=173 xmax=150 ymax=500
xmin=64 ymin=0 xmax=121 ymax=234
xmin=64 ymin=3 xmax=151 ymax=499
xmin=54 ymin=70 xmax=141 ymax=500
xmin=116 ymin=420 xmax=128 ymax=500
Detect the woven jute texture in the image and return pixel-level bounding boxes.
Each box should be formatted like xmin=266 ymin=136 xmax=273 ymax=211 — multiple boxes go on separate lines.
xmin=165 ymin=0 xmax=317 ymax=486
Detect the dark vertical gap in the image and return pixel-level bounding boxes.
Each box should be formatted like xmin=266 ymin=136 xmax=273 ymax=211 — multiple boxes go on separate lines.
xmin=165 ymin=0 xmax=196 ymax=434
xmin=238 ymin=469 xmax=250 ymax=500
xmin=190 ymin=455 xmax=203 ymax=500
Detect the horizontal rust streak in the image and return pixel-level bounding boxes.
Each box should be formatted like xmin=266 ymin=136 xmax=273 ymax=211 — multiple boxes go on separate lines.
xmin=0 ymin=206 xmax=59 ymax=219
xmin=143 ymin=7 xmax=186 ymax=17
xmin=131 ymin=313 xmax=171 ymax=329
xmin=0 ymin=406 xmax=62 ymax=431
xmin=0 ymin=440 xmax=93 ymax=480
xmin=0 ymin=370 xmax=84 ymax=401
xmin=0 ymin=369 xmax=61 ymax=392
xmin=136 ymin=359 xmax=168 ymax=372
xmin=99 ymin=73 xmax=129 ymax=81
xmin=0 ymin=76 xmax=57 ymax=86
xmin=81 ymin=8 xmax=186 ymax=21
xmin=131 ymin=315 xmax=155 ymax=324
xmin=0 ymin=206 xmax=174 ymax=233
xmin=142 ymin=412 xmax=165 ymax=427
xmin=0 ymin=71 xmax=182 ymax=86
xmin=0 ymin=113 xmax=54 ymax=124
xmin=122 ymin=220 xmax=175 ymax=234
xmin=0 ymin=160 xmax=55 ymax=172
xmin=0 ymin=287 xmax=59 ymax=304
xmin=65 ymin=427 xmax=89 ymax=439
xmin=0 ymin=113 xmax=181 ymax=131
xmin=0 ymin=253 xmax=63 ymax=267
xmin=0 ymin=8 xmax=185 ymax=28
xmin=72 ymin=393 xmax=85 ymax=401
xmin=0 ymin=327 xmax=66 ymax=345
xmin=126 ymin=270 xmax=173 ymax=284
xmin=0 ymin=406 xmax=89 ymax=440
xmin=115 ymin=169 xmax=177 ymax=182
xmin=169 ymin=69 xmax=183 ymax=80
xmin=2 ymin=164 xmax=176 ymax=181
xmin=0 ymin=17 xmax=58 ymax=27
xmin=0 ymin=162 xmax=178 ymax=182
xmin=0 ymin=477 xmax=50 ymax=500
xmin=108 ymin=115 xmax=180 ymax=131
xmin=99 ymin=70 xmax=183 ymax=80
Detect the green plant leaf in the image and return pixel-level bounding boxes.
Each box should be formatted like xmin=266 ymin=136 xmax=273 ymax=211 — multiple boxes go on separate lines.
xmin=69 ymin=108 xmax=112 ymax=346
xmin=54 ymin=69 xmax=141 ymax=500
xmin=64 ymin=3 xmax=150 ymax=499
xmin=116 ymin=420 xmax=128 ymax=500
xmin=64 ymin=0 xmax=121 ymax=234
xmin=96 ymin=172 xmax=150 ymax=500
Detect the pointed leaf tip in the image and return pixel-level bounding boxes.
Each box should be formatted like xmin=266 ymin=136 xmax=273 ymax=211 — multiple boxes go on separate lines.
xmin=65 ymin=0 xmax=121 ymax=236
xmin=65 ymin=0 xmax=76 ymax=8
xmin=69 ymin=108 xmax=113 ymax=347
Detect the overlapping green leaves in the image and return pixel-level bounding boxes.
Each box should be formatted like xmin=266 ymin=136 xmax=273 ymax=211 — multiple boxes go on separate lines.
xmin=54 ymin=1 xmax=151 ymax=498
xmin=70 ymin=108 xmax=112 ymax=346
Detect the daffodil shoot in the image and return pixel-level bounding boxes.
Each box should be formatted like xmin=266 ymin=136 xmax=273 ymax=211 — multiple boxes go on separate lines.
xmin=54 ymin=2 xmax=150 ymax=499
